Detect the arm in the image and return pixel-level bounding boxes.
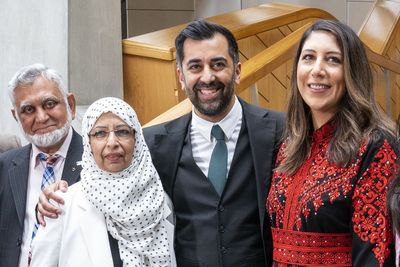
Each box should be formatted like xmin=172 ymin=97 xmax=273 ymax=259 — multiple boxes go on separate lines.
xmin=37 ymin=180 xmax=69 ymax=226
xmin=31 ymin=191 xmax=66 ymax=267
xmin=352 ymin=138 xmax=398 ymax=266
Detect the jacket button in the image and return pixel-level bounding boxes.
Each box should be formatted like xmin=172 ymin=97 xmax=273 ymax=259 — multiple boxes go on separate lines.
xmin=17 ymin=238 xmax=22 ymax=246
xmin=219 ymin=225 xmax=225 ymax=233
xmin=221 ymin=247 xmax=227 ymax=254
xmin=218 ymin=206 xmax=225 ymax=212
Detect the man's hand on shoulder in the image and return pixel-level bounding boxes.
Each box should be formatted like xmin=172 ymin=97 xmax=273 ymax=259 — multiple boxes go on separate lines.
xmin=37 ymin=180 xmax=69 ymax=226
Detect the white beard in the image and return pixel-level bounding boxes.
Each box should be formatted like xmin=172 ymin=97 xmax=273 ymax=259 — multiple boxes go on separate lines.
xmin=17 ymin=101 xmax=73 ymax=149
xmin=23 ymin=121 xmax=71 ymax=148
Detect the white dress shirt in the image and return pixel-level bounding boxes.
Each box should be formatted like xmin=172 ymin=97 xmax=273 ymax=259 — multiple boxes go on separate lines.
xmin=19 ymin=127 xmax=73 ymax=267
xmin=190 ymin=96 xmax=242 ymax=179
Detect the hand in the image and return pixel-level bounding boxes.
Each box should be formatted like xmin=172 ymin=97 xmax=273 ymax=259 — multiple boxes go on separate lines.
xmin=37 ymin=180 xmax=69 ymax=226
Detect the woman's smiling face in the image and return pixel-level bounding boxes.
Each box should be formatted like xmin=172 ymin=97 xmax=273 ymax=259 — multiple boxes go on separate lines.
xmin=296 ymin=30 xmax=346 ymax=129
xmin=89 ymin=112 xmax=135 ymax=172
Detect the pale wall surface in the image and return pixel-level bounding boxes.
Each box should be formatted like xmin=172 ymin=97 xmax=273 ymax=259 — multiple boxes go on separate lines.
xmin=0 ymin=0 xmax=122 ymax=143
xmin=0 ymin=0 xmax=68 ymax=142
xmin=126 ymin=0 xmax=195 ymax=36
xmin=69 ymin=0 xmax=123 ymax=105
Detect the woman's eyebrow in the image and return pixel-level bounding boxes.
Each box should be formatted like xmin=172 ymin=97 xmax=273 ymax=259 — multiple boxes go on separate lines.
xmin=92 ymin=125 xmax=108 ymax=130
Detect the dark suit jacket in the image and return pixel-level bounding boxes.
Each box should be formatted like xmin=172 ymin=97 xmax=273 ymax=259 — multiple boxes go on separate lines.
xmin=0 ymin=129 xmax=83 ymax=267
xmin=144 ymin=98 xmax=284 ymax=258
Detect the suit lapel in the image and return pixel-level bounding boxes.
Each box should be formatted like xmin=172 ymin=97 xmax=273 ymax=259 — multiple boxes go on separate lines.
xmin=77 ymin=192 xmax=114 ymax=267
xmin=9 ymin=145 xmax=32 ymax=226
xmin=62 ymin=130 xmax=83 ymax=184
xmin=151 ymin=114 xmax=191 ymax=197
xmin=7 ymin=130 xmax=82 ymax=228
xmin=241 ymin=100 xmax=277 ymax=224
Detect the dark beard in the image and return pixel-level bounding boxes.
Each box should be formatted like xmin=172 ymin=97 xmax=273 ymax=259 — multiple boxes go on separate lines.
xmin=188 ymin=77 xmax=235 ymax=117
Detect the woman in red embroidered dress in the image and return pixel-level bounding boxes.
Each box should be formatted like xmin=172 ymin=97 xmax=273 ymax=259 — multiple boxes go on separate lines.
xmin=266 ymin=20 xmax=398 ymax=267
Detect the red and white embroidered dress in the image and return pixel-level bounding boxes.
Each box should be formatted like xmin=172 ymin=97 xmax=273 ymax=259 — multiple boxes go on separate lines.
xmin=267 ymin=121 xmax=398 ymax=267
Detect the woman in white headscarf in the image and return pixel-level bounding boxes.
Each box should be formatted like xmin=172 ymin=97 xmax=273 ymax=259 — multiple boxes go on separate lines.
xmin=31 ymin=97 xmax=176 ymax=267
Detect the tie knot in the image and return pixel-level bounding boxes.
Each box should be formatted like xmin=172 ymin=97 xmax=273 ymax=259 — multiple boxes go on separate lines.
xmin=211 ymin=125 xmax=225 ymax=141
xmin=38 ymin=153 xmax=60 ymax=166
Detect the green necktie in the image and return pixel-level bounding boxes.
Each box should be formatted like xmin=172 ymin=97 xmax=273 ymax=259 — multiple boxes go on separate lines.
xmin=208 ymin=125 xmax=228 ymax=195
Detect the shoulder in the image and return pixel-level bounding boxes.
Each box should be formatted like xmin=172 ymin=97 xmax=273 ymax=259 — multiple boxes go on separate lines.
xmin=67 ymin=128 xmax=83 ymax=155
xmin=144 ymin=114 xmax=191 ymax=135
xmin=239 ymin=99 xmax=285 ymax=136
xmin=71 ymin=129 xmax=83 ymax=144
xmin=358 ymin=129 xmax=399 ymax=170
xmin=239 ymin=98 xmax=285 ymax=120
xmin=55 ymin=183 xmax=84 ymax=209
xmin=143 ymin=113 xmax=191 ymax=145
xmin=0 ymin=144 xmax=31 ymax=164
xmin=0 ymin=134 xmax=21 ymax=153
xmin=143 ymin=123 xmax=166 ymax=138
xmin=367 ymin=129 xmax=398 ymax=153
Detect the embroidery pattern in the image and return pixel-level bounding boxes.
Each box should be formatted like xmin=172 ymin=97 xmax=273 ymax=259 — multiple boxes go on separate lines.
xmin=267 ymin=122 xmax=397 ymax=266
xmin=352 ymin=140 xmax=396 ymax=266
xmin=272 ymin=228 xmax=352 ymax=266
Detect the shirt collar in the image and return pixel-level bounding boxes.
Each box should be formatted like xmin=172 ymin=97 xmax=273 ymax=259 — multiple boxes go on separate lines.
xmin=191 ymin=96 xmax=242 ymax=141
xmin=31 ymin=127 xmax=73 ymax=167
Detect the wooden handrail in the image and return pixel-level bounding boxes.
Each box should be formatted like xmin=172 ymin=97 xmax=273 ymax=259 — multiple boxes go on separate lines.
xmin=365 ymin=45 xmax=400 ymax=75
xmin=123 ymin=4 xmax=334 ymax=61
xmin=236 ymin=23 xmax=310 ymax=93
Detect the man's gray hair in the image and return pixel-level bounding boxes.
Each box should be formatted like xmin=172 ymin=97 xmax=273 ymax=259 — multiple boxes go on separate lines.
xmin=8 ymin=63 xmax=68 ymax=107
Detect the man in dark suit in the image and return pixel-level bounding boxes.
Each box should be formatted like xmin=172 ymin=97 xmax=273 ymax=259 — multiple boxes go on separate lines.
xmin=0 ymin=64 xmax=83 ymax=267
xmin=38 ymin=20 xmax=284 ymax=266
xmin=143 ymin=20 xmax=283 ymax=266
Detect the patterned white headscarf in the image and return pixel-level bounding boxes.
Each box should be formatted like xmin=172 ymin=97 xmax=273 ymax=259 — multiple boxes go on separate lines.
xmin=80 ymin=97 xmax=171 ymax=266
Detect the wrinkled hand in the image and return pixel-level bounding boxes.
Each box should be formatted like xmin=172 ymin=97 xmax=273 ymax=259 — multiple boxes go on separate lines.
xmin=37 ymin=180 xmax=69 ymax=226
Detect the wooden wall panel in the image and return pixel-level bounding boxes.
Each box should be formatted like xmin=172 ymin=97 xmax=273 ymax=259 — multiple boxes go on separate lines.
xmin=370 ymin=18 xmax=400 ymax=120
xmin=237 ymin=36 xmax=267 ymax=59
xmin=257 ymin=28 xmax=285 ymax=47
xmin=123 ymin=55 xmax=181 ymax=123
xmin=358 ymin=0 xmax=400 ymax=121
xmin=258 ymin=73 xmax=288 ymax=111
xmin=237 ymin=20 xmax=304 ymax=113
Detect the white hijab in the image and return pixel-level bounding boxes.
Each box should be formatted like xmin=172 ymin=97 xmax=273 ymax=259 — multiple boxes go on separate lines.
xmin=80 ymin=97 xmax=171 ymax=266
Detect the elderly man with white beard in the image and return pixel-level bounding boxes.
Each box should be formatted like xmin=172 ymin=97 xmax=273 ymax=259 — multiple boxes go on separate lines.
xmin=0 ymin=63 xmax=83 ymax=267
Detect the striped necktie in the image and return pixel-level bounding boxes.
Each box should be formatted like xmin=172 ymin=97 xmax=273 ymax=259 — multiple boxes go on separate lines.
xmin=38 ymin=153 xmax=60 ymax=190
xmin=28 ymin=153 xmax=60 ymax=265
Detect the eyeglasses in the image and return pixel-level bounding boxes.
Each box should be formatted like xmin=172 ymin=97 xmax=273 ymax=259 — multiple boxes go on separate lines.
xmin=88 ymin=128 xmax=134 ymax=141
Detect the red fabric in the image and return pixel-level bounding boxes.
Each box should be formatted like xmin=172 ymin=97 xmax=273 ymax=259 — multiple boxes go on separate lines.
xmin=267 ymin=121 xmax=398 ymax=267
xmin=272 ymin=228 xmax=351 ymax=266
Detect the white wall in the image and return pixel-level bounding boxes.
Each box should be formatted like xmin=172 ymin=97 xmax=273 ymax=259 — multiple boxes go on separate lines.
xmin=347 ymin=0 xmax=374 ymax=32
xmin=0 ymin=0 xmax=122 ymax=143
xmin=195 ymin=0 xmax=241 ymax=18
xmin=0 ymin=0 xmax=68 ymax=142
xmin=268 ymin=0 xmax=374 ymax=31
xmin=68 ymin=0 xmax=123 ymax=105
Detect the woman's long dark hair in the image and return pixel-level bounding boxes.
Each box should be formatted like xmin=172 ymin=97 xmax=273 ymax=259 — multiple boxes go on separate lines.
xmin=277 ymin=20 xmax=395 ymax=175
